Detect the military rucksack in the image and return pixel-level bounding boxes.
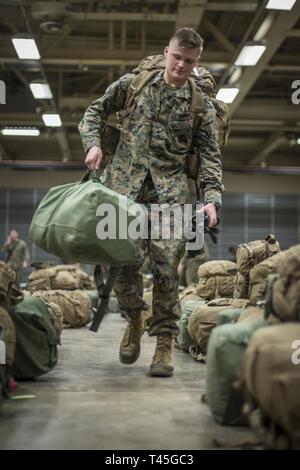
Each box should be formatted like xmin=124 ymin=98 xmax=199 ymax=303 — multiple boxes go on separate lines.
xmin=248 ymin=250 xmax=287 ymax=306
xmin=264 ymin=244 xmax=300 ymax=322
xmin=236 ymin=234 xmax=280 ymax=278
xmin=33 ymin=290 xmax=92 ymax=328
xmin=0 ymin=261 xmax=24 ymax=310
xmin=195 ymin=260 xmax=238 ymax=300
xmin=241 ymin=323 xmax=300 ymax=449
xmin=187 ymin=297 xmax=249 ymax=361
xmin=101 ymin=54 xmax=230 ymax=180
xmin=0 ymin=306 xmax=16 ymax=405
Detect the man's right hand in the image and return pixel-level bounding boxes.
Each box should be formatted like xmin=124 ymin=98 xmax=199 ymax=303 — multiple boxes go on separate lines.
xmin=85 ymin=146 xmax=103 ymax=170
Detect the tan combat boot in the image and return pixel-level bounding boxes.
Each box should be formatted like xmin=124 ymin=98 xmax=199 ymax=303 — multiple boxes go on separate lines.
xmin=119 ymin=310 xmax=144 ymax=364
xmin=149 ymin=334 xmax=174 ymax=377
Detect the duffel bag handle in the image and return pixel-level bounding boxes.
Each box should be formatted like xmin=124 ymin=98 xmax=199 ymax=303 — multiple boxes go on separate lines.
xmin=80 ymin=169 xmax=101 ymax=183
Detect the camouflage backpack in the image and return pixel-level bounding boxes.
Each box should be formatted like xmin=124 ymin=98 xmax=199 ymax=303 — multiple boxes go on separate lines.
xmin=101 ymin=54 xmax=230 ymax=179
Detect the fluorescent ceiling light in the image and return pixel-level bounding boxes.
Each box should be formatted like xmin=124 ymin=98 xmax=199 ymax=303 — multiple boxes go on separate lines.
xmin=266 ymin=0 xmax=296 ymax=10
xmin=30 ymin=82 xmax=53 ymax=99
xmin=297 ymin=138 xmax=300 ymax=145
xmin=12 ymin=36 xmax=41 ymax=60
xmin=1 ymin=127 xmax=40 ymax=136
xmin=42 ymin=113 xmax=62 ymax=127
xmin=235 ymin=43 xmax=266 ymax=66
xmin=216 ymin=87 xmax=239 ymax=104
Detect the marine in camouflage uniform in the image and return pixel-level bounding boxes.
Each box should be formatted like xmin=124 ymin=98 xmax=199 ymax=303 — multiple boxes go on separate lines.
xmin=1 ymin=229 xmax=30 ymax=286
xmin=78 ymin=28 xmax=223 ymax=377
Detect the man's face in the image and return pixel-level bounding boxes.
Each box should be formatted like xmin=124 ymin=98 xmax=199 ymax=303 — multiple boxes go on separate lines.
xmin=164 ymin=39 xmax=201 ymax=86
xmin=10 ymin=230 xmax=18 ymax=241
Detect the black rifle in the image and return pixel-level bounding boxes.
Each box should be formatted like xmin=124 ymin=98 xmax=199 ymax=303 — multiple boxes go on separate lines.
xmin=187 ymin=210 xmax=220 ymax=258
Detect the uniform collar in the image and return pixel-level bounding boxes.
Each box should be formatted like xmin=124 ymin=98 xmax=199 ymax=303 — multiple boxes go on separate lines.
xmin=150 ymin=70 xmax=191 ymax=100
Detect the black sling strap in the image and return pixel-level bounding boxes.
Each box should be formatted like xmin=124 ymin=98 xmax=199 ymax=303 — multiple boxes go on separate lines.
xmin=89 ymin=265 xmax=119 ymax=332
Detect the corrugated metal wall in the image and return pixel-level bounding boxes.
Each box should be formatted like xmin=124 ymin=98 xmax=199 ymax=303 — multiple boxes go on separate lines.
xmin=1 ymin=188 xmax=299 ymax=283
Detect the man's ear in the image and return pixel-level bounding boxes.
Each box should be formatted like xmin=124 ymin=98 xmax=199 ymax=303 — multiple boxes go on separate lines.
xmin=163 ymin=46 xmax=168 ymax=57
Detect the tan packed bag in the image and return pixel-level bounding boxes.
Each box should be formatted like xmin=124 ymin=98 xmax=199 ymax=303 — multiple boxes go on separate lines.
xmin=0 ymin=261 xmax=24 ymax=309
xmin=33 ymin=290 xmax=92 ymax=328
xmin=233 ymin=272 xmax=249 ymax=299
xmin=0 ymin=306 xmax=16 ymax=366
xmin=195 ymin=260 xmax=237 ymax=300
xmin=237 ymin=306 xmax=264 ymax=324
xmin=241 ymin=323 xmax=300 ymax=449
xmin=249 ymin=251 xmax=287 ymax=306
xmin=270 ymin=244 xmax=300 ymax=322
xmin=179 ymin=284 xmax=204 ymax=304
xmin=188 ymin=297 xmax=249 ymax=360
xmin=236 ymin=234 xmax=280 ymax=277
xmin=28 ymin=266 xmax=80 ymax=292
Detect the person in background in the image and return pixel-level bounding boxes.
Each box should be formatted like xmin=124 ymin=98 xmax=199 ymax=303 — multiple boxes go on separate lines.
xmin=1 ymin=229 xmax=30 ymax=286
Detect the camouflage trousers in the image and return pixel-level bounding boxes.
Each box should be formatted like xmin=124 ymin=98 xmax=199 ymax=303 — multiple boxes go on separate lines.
xmin=114 ymin=177 xmax=186 ymax=336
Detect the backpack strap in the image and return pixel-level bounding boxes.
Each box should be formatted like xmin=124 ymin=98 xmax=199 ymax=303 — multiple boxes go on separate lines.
xmin=187 ymin=77 xmax=204 ymax=132
xmin=89 ymin=265 xmax=119 ymax=333
xmin=125 ymin=69 xmax=160 ymax=112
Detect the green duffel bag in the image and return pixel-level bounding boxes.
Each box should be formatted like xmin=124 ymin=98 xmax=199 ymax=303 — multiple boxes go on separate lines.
xmin=28 ymin=172 xmax=145 ymax=267
xmin=177 ymin=300 xmax=206 ymax=352
xmin=206 ymin=319 xmax=268 ymax=426
xmin=9 ymin=296 xmax=60 ymax=379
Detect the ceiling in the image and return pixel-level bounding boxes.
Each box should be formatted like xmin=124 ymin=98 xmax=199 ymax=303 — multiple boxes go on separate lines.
xmin=0 ymin=0 xmax=300 ymax=173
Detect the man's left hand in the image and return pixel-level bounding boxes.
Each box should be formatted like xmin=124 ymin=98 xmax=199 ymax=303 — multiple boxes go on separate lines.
xmin=203 ymin=203 xmax=217 ymax=227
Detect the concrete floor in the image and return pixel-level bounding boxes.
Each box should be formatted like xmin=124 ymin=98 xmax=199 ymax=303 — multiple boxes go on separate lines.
xmin=0 ymin=313 xmax=253 ymax=450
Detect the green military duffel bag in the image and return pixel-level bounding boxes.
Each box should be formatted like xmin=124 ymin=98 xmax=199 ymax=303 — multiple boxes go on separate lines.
xmin=206 ymin=319 xmax=268 ymax=426
xmin=9 ymin=296 xmax=60 ymax=379
xmin=28 ymin=171 xmax=145 ymax=267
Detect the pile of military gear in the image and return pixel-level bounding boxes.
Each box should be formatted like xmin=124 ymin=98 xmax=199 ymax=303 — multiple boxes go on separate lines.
xmin=184 ymin=240 xmax=300 ymax=449
xmin=27 ymin=263 xmax=95 ymax=292
xmin=27 ymin=263 xmax=96 ymax=328
xmin=0 ymin=261 xmax=23 ymax=404
xmin=236 ymin=244 xmax=300 ymax=449
xmin=33 ymin=290 xmax=91 ymax=329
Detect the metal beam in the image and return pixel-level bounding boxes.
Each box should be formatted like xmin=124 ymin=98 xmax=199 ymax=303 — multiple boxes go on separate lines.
xmin=285 ymin=29 xmax=300 ymax=37
xmin=176 ymin=0 xmax=206 ymax=30
xmin=202 ymin=17 xmax=236 ymax=54
xmin=229 ymin=4 xmax=300 ymax=116
xmin=0 ymin=52 xmax=230 ymax=68
xmin=249 ymin=133 xmax=288 ymax=165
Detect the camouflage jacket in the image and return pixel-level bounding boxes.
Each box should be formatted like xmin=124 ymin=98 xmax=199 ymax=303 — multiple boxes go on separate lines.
xmin=78 ymin=71 xmax=223 ymax=206
xmin=1 ymin=240 xmax=29 ymax=271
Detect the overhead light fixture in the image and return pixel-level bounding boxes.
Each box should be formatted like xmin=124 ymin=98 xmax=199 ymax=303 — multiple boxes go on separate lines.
xmin=216 ymin=86 xmax=239 ymax=104
xmin=1 ymin=127 xmax=40 ymax=136
xmin=234 ymin=42 xmax=266 ymax=66
xmin=30 ymin=82 xmax=53 ymax=99
xmin=42 ymin=113 xmax=62 ymax=127
xmin=297 ymin=138 xmax=300 ymax=145
xmin=11 ymin=35 xmax=41 ymax=60
xmin=266 ymin=0 xmax=296 ymax=10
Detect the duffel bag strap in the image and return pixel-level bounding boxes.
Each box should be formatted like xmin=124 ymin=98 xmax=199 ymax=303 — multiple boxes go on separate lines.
xmin=89 ymin=265 xmax=119 ymax=332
